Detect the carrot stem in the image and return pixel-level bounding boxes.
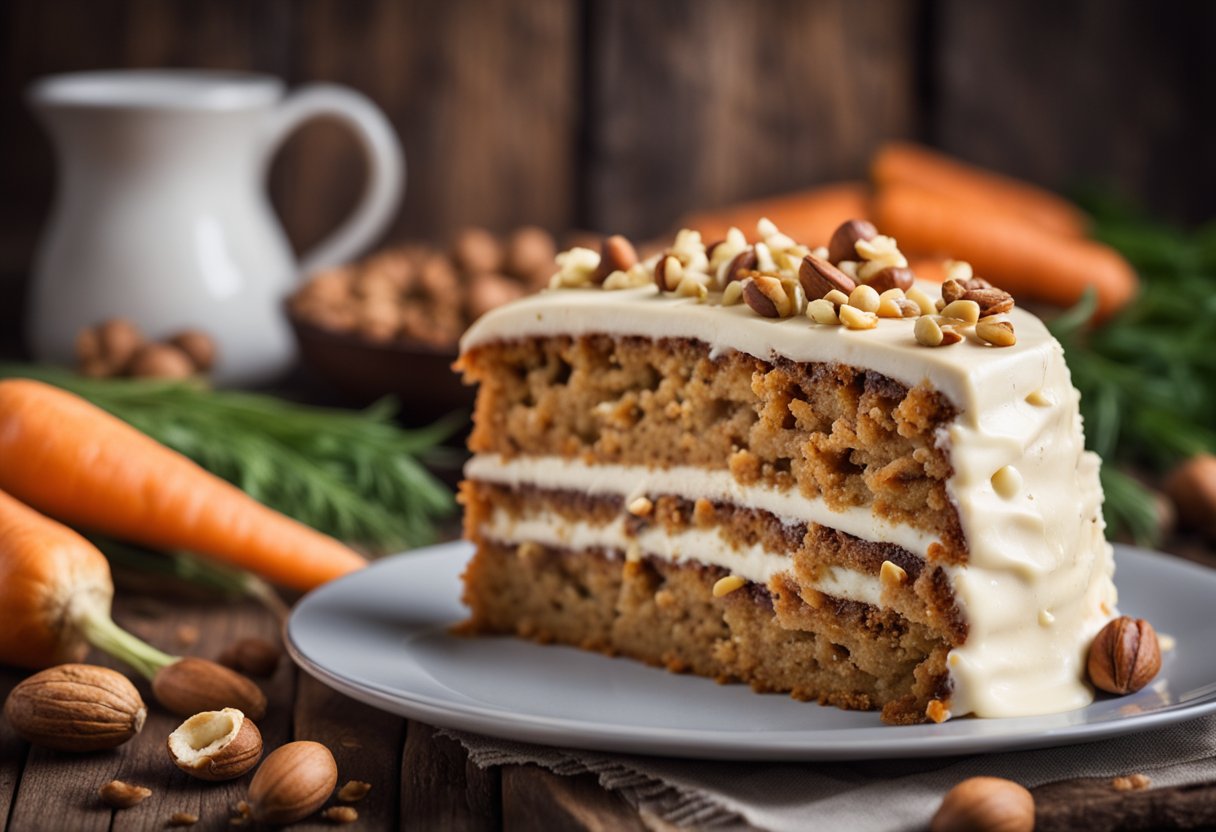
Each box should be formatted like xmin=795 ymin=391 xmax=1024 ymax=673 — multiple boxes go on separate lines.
xmin=76 ymin=609 xmax=176 ymax=681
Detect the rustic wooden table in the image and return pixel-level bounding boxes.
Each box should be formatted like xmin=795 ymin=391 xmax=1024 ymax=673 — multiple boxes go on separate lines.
xmin=4 ymin=551 xmax=1216 ymax=831
xmin=0 ymin=586 xmax=672 ymax=832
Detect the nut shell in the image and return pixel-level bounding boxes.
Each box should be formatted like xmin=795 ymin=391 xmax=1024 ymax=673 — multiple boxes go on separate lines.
xmin=153 ymin=658 xmax=267 ymax=720
xmin=1087 ymin=615 xmax=1162 ymax=695
xmin=3 ymin=664 xmax=146 ymax=752
xmin=248 ymin=740 xmax=338 ymax=825
xmin=931 ymin=776 xmax=1034 ymax=832
xmin=168 ymin=708 xmax=263 ymax=781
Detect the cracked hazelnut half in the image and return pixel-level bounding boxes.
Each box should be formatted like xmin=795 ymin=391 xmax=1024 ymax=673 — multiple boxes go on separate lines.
xmin=168 ymin=708 xmax=263 ymax=782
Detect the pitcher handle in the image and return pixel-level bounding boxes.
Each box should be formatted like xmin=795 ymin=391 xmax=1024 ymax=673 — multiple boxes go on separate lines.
xmin=265 ymin=83 xmax=405 ymax=276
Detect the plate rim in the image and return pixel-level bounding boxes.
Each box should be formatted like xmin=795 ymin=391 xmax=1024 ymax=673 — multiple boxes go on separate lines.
xmin=286 ymin=541 xmax=1216 ymax=761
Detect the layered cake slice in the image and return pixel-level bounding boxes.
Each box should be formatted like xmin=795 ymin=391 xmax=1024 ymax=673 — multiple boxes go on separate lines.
xmin=456 ymin=219 xmax=1116 ymax=724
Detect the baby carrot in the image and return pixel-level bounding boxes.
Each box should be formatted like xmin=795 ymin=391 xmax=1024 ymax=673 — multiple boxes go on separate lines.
xmin=872 ymin=142 xmax=1089 ymax=239
xmin=874 ymin=185 xmax=1138 ymax=320
xmin=0 ymin=379 xmax=366 ymax=592
xmin=682 ymin=181 xmax=870 ymax=247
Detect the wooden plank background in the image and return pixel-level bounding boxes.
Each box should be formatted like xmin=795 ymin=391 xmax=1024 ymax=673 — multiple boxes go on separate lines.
xmin=0 ymin=0 xmax=1212 ymax=347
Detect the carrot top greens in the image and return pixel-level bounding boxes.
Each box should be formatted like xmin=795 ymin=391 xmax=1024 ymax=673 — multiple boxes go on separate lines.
xmin=0 ymin=366 xmax=456 ymax=551
xmin=1050 ymin=197 xmax=1216 ymax=544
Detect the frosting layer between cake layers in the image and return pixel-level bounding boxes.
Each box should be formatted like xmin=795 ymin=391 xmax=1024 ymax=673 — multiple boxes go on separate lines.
xmin=461 ymin=286 xmax=1118 ymax=719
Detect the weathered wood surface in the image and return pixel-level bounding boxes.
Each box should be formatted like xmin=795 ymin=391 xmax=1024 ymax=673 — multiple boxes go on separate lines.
xmin=3 ymin=579 xmax=1216 ymax=830
xmin=1 ymin=0 xmax=1210 ymax=295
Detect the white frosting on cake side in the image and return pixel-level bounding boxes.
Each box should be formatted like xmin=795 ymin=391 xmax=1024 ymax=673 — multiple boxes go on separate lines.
xmin=461 ymin=285 xmax=1118 ymax=720
xmin=479 ymin=509 xmax=884 ymax=608
xmin=465 ymin=454 xmax=940 ymax=557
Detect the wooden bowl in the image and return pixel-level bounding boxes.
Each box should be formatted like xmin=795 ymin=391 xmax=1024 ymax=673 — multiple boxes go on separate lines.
xmin=286 ymin=311 xmax=472 ymax=423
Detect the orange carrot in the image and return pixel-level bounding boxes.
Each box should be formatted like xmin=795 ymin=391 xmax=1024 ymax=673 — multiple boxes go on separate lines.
xmin=0 ymin=487 xmax=113 ymax=669
xmin=681 ymin=182 xmax=869 ymax=247
xmin=0 ymin=487 xmax=267 ymax=716
xmin=873 ymin=142 xmax=1089 ymax=239
xmin=874 ymin=185 xmax=1137 ymax=320
xmin=0 ymin=380 xmax=366 ymax=592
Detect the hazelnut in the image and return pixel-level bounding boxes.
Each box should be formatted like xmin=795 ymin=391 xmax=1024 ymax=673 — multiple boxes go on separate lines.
xmin=590 ymin=235 xmax=639 ymax=284
xmin=450 ymin=227 xmax=502 ymax=274
xmin=301 ymin=268 xmax=357 ymax=304
xmin=741 ymin=274 xmax=792 ymax=318
xmin=865 ymin=266 xmax=915 ymax=293
xmin=217 ymin=637 xmax=282 ymax=678
xmin=167 ymin=708 xmax=263 ymax=781
xmin=827 ymin=219 xmax=878 ymax=264
xmin=127 ymin=343 xmax=196 ymax=379
xmin=963 ymin=287 xmax=1015 ymax=316
xmin=1087 ymin=615 xmax=1161 ymax=695
xmin=168 ymin=330 xmax=217 ymax=372
xmin=76 ymin=318 xmax=144 ymax=376
xmin=931 ymin=777 xmax=1034 ymax=832
xmin=721 ymin=247 xmax=759 ymax=284
xmin=505 ymin=226 xmax=558 ymax=277
xmin=247 ymin=741 xmax=338 ymax=826
xmin=418 ymin=254 xmax=460 ymax=297
xmin=467 ymin=273 xmax=526 ymax=319
xmin=799 ymin=254 xmax=856 ymax=299
xmin=1164 ymin=454 xmax=1216 ymax=539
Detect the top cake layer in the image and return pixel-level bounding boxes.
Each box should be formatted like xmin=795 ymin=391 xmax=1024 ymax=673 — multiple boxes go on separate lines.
xmin=459 ymin=221 xmax=1117 ymax=720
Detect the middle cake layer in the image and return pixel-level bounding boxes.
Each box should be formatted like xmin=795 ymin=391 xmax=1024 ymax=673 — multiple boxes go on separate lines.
xmin=461 ymin=478 xmax=965 ymax=722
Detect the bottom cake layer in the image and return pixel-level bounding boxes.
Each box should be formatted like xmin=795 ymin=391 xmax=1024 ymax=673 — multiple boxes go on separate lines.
xmin=460 ymin=540 xmax=952 ymax=724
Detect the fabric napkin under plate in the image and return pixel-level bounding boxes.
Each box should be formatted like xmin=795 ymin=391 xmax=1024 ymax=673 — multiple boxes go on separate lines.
xmin=441 ymin=715 xmax=1216 ymax=832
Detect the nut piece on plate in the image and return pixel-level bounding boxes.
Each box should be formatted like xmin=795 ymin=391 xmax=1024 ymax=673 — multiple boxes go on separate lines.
xmin=1087 ymin=615 xmax=1161 ymax=695
xmin=931 ymin=776 xmax=1034 ymax=832
xmin=246 ymin=741 xmax=339 ymax=826
xmin=98 ymin=780 xmax=152 ymax=809
xmin=167 ymin=708 xmax=263 ymax=781
xmin=3 ymin=664 xmax=146 ymax=752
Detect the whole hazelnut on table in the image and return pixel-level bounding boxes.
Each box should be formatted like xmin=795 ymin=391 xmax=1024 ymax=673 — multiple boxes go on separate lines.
xmin=451 ymin=227 xmax=503 ymax=274
xmin=931 ymin=776 xmax=1034 ymax=832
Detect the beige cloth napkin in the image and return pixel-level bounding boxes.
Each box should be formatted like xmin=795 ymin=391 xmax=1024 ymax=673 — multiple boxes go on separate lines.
xmin=442 ymin=716 xmax=1216 ymax=831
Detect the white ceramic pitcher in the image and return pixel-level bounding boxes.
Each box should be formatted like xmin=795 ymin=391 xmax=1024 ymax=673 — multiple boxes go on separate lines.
xmin=27 ymin=69 xmax=405 ymax=386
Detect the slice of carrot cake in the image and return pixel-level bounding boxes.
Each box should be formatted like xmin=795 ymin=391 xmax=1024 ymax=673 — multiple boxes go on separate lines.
xmin=455 ymin=218 xmax=1116 ymax=724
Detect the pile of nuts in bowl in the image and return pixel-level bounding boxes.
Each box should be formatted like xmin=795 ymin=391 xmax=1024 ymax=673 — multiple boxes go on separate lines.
xmin=288 ymin=226 xmax=560 ymax=350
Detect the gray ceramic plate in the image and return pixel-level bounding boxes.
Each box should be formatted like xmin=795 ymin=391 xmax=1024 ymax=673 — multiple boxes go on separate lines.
xmin=286 ymin=542 xmax=1216 ymax=761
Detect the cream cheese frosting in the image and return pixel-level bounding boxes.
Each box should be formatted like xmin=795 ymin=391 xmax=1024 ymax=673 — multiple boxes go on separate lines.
xmin=461 ymin=282 xmax=1117 ymax=720
xmin=479 ymin=509 xmax=885 ymax=608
